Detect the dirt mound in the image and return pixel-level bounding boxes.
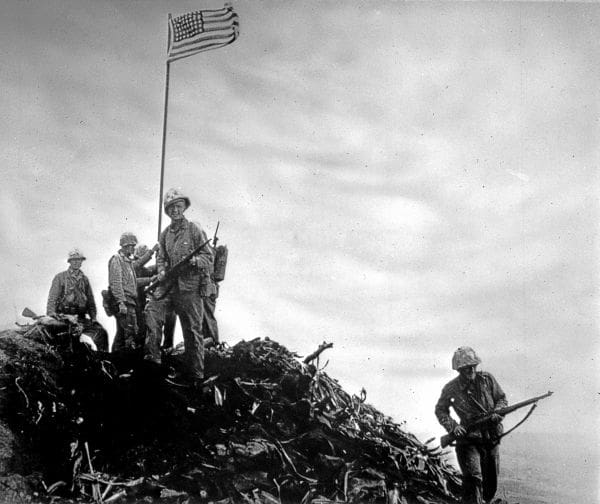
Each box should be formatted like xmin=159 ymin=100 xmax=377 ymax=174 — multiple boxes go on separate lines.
xmin=0 ymin=319 xmax=461 ymax=503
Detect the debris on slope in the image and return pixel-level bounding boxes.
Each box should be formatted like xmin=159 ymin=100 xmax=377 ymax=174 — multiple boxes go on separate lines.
xmin=0 ymin=317 xmax=461 ymax=503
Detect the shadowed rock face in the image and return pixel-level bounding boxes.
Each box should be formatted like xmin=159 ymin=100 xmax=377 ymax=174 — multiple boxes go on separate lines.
xmin=0 ymin=321 xmax=462 ymax=504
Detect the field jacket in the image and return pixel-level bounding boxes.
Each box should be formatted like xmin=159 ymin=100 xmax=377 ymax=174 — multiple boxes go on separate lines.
xmin=108 ymin=252 xmax=139 ymax=307
xmin=435 ymin=371 xmax=508 ymax=444
xmin=47 ymin=268 xmax=97 ymax=319
xmin=157 ymin=218 xmax=214 ymax=295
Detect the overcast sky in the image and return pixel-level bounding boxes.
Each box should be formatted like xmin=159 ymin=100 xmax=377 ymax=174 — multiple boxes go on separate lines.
xmin=0 ymin=0 xmax=598 ymax=474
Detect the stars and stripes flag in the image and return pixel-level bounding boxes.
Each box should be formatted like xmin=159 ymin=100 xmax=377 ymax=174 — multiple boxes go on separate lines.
xmin=167 ymin=4 xmax=239 ymax=62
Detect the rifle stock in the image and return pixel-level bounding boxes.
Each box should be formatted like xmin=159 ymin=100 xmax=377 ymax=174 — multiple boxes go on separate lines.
xmin=440 ymin=391 xmax=553 ymax=448
xmin=144 ymin=238 xmax=212 ymax=294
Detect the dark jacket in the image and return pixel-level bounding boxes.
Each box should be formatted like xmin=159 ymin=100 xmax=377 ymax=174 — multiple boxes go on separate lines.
xmin=47 ymin=268 xmax=97 ymax=319
xmin=435 ymin=371 xmax=508 ymax=443
xmin=157 ymin=218 xmax=214 ymax=295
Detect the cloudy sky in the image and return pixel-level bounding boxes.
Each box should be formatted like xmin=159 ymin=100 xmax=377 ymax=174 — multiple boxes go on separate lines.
xmin=0 ymin=0 xmax=598 ymax=472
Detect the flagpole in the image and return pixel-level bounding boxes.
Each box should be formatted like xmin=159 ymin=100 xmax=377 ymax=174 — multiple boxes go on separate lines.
xmin=157 ymin=14 xmax=172 ymax=240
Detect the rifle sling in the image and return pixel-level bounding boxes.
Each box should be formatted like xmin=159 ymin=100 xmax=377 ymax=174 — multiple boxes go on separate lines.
xmin=498 ymin=403 xmax=537 ymax=441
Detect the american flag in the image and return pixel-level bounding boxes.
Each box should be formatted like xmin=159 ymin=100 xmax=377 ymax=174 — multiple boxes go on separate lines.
xmin=167 ymin=4 xmax=239 ymax=62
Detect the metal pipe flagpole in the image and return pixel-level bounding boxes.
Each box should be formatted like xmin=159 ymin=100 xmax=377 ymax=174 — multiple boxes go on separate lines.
xmin=156 ymin=5 xmax=239 ymax=239
xmin=157 ymin=14 xmax=173 ymax=240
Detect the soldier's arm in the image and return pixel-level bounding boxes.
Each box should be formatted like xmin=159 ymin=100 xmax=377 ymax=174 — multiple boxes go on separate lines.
xmin=85 ymin=277 xmax=97 ymax=320
xmin=191 ymin=224 xmax=214 ymax=268
xmin=156 ymin=235 xmax=168 ymax=277
xmin=132 ymin=245 xmax=157 ymax=270
xmin=46 ymin=275 xmax=62 ymax=316
xmin=434 ymin=385 xmax=459 ymax=433
xmin=489 ymin=373 xmax=508 ymax=409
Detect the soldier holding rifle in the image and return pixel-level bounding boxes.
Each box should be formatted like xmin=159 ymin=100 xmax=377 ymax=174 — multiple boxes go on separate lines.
xmin=435 ymin=347 xmax=507 ymax=504
xmin=144 ymin=188 xmax=214 ymax=387
xmin=435 ymin=347 xmax=553 ymax=504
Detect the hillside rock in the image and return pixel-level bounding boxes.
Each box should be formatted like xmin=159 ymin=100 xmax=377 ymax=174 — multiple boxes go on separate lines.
xmin=0 ymin=319 xmax=461 ymax=503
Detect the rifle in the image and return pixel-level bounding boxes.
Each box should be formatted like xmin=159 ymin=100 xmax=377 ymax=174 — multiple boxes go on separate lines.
xmin=440 ymin=391 xmax=553 ymax=448
xmin=144 ymin=238 xmax=212 ymax=294
xmin=212 ymin=221 xmax=220 ymax=248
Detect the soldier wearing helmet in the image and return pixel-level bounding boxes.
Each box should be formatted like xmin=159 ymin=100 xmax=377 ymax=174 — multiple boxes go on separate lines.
xmin=47 ymin=248 xmax=109 ymax=351
xmin=435 ymin=347 xmax=508 ymax=504
xmin=108 ymin=233 xmax=142 ymax=351
xmin=144 ymin=188 xmax=214 ymax=385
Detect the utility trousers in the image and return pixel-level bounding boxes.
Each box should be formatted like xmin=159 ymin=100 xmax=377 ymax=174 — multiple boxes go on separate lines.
xmin=455 ymin=442 xmax=500 ymax=504
xmin=144 ymin=287 xmax=205 ymax=380
xmin=111 ymin=304 xmax=139 ymax=352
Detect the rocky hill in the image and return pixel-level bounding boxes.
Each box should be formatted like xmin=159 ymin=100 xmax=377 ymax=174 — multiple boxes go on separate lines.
xmin=0 ymin=317 xmax=461 ymax=504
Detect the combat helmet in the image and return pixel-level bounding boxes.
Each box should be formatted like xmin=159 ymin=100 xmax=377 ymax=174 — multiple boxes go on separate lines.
xmin=451 ymin=346 xmax=481 ymax=370
xmin=120 ymin=232 xmax=138 ymax=247
xmin=67 ymin=248 xmax=86 ymax=262
xmin=163 ymin=188 xmax=191 ymax=212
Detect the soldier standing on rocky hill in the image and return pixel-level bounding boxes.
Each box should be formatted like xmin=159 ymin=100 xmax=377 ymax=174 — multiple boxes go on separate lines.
xmin=435 ymin=347 xmax=508 ymax=504
xmin=108 ymin=233 xmax=153 ymax=352
xmin=47 ymin=248 xmax=109 ymax=351
xmin=144 ymin=188 xmax=214 ymax=386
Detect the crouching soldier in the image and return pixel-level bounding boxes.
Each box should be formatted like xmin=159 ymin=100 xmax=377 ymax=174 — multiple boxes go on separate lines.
xmin=435 ymin=347 xmax=507 ymax=504
xmin=47 ymin=248 xmax=109 ymax=351
xmin=109 ymin=232 xmax=145 ymax=352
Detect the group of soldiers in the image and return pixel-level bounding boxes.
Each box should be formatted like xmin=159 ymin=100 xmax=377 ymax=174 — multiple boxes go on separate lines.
xmin=46 ymin=187 xmax=510 ymax=504
xmin=46 ymin=187 xmax=221 ymax=386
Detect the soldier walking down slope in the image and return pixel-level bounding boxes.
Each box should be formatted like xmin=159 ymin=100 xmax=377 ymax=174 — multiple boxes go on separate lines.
xmin=435 ymin=347 xmax=507 ymax=504
xmin=108 ymin=233 xmax=149 ymax=352
xmin=47 ymin=248 xmax=109 ymax=351
xmin=144 ymin=188 xmax=214 ymax=386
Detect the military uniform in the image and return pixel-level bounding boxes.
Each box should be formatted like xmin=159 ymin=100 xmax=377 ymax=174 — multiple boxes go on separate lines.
xmin=435 ymin=348 xmax=507 ymax=504
xmin=144 ymin=213 xmax=213 ymax=381
xmin=47 ymin=250 xmax=108 ymax=351
xmin=108 ymin=251 xmax=140 ymax=351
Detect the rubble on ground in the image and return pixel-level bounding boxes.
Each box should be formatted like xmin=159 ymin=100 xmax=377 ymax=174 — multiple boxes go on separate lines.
xmin=0 ymin=317 xmax=462 ymax=503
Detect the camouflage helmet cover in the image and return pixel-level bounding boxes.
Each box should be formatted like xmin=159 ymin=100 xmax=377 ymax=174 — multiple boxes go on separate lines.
xmin=452 ymin=346 xmax=482 ymax=370
xmin=119 ymin=232 xmax=138 ymax=247
xmin=163 ymin=188 xmax=191 ymax=212
xmin=67 ymin=248 xmax=86 ymax=262
xmin=163 ymin=187 xmax=191 ymax=212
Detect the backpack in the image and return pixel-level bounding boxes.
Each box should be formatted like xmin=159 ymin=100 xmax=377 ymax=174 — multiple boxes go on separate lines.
xmin=213 ymin=245 xmax=228 ymax=282
xmin=101 ymin=289 xmax=119 ymax=317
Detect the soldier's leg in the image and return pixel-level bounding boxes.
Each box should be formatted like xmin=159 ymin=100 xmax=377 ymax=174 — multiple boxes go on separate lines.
xmin=144 ymin=296 xmax=169 ymax=365
xmin=174 ymin=290 xmax=204 ymax=382
xmin=136 ymin=303 xmax=146 ymax=344
xmin=162 ymin=310 xmax=176 ymax=349
xmin=202 ymin=294 xmax=219 ymax=343
xmin=456 ymin=443 xmax=484 ymax=504
xmin=111 ymin=315 xmax=127 ymax=352
xmin=125 ymin=305 xmax=139 ymax=349
xmin=481 ymin=444 xmax=500 ymax=503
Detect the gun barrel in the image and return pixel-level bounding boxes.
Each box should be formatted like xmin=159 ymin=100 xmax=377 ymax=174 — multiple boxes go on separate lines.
xmin=496 ymin=391 xmax=553 ymax=416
